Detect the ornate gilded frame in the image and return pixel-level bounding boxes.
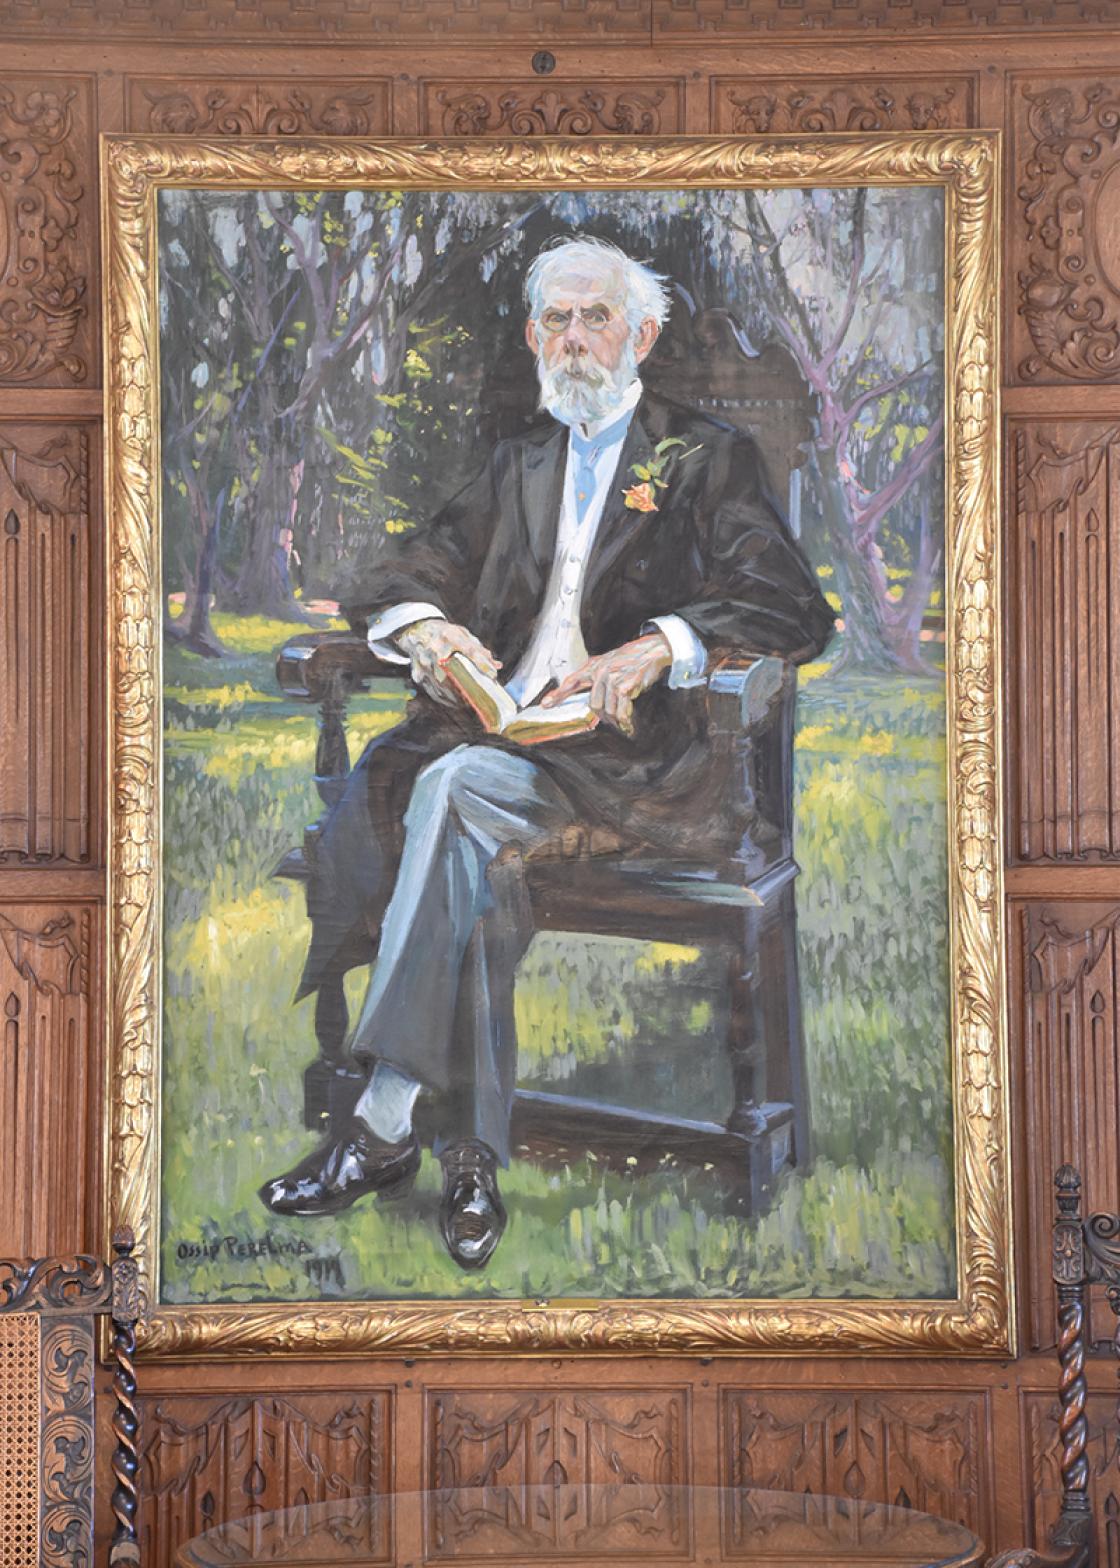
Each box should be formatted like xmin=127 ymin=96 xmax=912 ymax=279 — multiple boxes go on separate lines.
xmin=101 ymin=133 xmax=1007 ymax=1358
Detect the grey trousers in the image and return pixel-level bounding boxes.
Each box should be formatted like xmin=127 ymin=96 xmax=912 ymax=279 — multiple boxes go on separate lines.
xmin=348 ymin=743 xmax=577 ymax=1165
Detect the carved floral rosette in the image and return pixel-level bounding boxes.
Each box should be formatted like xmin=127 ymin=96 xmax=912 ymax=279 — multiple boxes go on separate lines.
xmin=101 ymin=133 xmax=1008 ymax=1358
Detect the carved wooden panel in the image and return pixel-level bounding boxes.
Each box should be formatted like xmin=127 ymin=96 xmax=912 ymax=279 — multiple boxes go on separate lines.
xmin=426 ymin=1387 xmax=690 ymax=1557
xmin=139 ymin=1392 xmax=391 ymax=1568
xmin=0 ymin=903 xmax=94 ymax=1258
xmin=0 ymin=0 xmax=649 ymax=39
xmin=0 ymin=76 xmax=95 ymax=388
xmin=712 ymin=76 xmax=975 ymax=133
xmin=1018 ymin=900 xmax=1120 ymax=1352
xmin=722 ymin=1388 xmax=989 ymax=1536
xmin=1024 ymin=1390 xmax=1120 ymax=1563
xmin=657 ymin=0 xmax=1120 ymax=31
xmin=1011 ymin=75 xmax=1120 ymax=384
xmin=125 ymin=78 xmax=391 ymax=136
xmin=39 ymin=1314 xmax=95 ymax=1568
xmin=1009 ymin=420 xmax=1120 ymax=862
xmin=422 ymin=80 xmax=683 ymax=136
xmin=0 ymin=423 xmax=98 ymax=866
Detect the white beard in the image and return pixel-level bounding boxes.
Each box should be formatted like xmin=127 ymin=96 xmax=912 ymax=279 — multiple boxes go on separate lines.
xmin=536 ymin=338 xmax=640 ymax=427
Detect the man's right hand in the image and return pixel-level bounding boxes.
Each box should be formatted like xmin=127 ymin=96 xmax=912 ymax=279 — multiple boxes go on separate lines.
xmin=396 ymin=618 xmax=502 ymax=706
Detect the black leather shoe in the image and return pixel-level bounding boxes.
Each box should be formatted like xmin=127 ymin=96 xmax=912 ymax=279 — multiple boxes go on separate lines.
xmin=439 ymin=1140 xmax=507 ymax=1270
xmin=259 ymin=1120 xmax=420 ymax=1217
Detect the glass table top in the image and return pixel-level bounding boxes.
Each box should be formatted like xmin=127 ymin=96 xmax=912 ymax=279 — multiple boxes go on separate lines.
xmin=174 ymin=1483 xmax=984 ymax=1566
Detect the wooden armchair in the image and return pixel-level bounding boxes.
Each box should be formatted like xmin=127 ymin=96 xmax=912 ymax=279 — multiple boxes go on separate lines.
xmin=0 ymin=1231 xmax=141 ymax=1567
xmin=987 ymin=1166 xmax=1109 ymax=1567
xmin=273 ymin=629 xmax=807 ymax=1212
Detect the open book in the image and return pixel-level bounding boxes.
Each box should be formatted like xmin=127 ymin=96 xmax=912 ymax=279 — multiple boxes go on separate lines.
xmin=443 ymin=653 xmax=597 ymax=745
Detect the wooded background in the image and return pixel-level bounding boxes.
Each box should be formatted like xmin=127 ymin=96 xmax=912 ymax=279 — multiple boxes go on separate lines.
xmin=0 ymin=4 xmax=1118 ymax=1560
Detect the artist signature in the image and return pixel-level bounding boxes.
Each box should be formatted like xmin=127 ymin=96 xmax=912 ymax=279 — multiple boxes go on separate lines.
xmin=175 ymin=1233 xmax=345 ymax=1289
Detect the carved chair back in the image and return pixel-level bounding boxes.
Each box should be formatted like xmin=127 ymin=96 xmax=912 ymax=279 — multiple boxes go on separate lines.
xmin=0 ymin=1231 xmax=140 ymax=1567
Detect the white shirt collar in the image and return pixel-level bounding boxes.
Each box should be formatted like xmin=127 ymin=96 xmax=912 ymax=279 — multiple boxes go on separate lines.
xmin=577 ymin=377 xmax=644 ymax=441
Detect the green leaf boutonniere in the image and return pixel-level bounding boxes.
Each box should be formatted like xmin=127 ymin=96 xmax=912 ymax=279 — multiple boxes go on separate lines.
xmin=622 ymin=437 xmax=702 ymax=513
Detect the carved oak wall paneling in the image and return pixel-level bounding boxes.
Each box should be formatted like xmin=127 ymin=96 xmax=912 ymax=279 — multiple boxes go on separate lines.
xmin=426 ymin=1387 xmax=690 ymax=1557
xmin=1011 ymin=73 xmax=1120 ymax=385
xmin=0 ymin=75 xmax=96 ymax=388
xmin=0 ymin=0 xmax=651 ymax=39
xmin=1009 ymin=419 xmax=1120 ymax=862
xmin=1017 ymin=900 xmax=1120 ymax=1352
xmin=712 ymin=76 xmax=977 ymax=134
xmin=125 ymin=78 xmax=391 ymax=136
xmin=0 ymin=421 xmax=98 ymax=866
xmin=721 ymin=1388 xmax=991 ymax=1541
xmin=0 ymin=903 xmax=95 ymax=1257
xmin=1024 ymin=1388 xmax=1120 ymax=1562
xmin=138 ymin=1392 xmax=391 ymax=1568
xmin=656 ymin=0 xmax=1120 ymax=31
xmin=422 ymin=80 xmax=684 ymax=136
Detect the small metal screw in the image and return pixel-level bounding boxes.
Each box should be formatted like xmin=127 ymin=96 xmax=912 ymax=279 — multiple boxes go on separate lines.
xmin=532 ymin=50 xmax=556 ymax=75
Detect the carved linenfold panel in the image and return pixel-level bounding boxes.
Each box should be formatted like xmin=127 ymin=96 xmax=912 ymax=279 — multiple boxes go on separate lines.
xmin=0 ymin=0 xmax=648 ymax=37
xmin=39 ymin=1313 xmax=94 ymax=1568
xmin=1025 ymin=1391 xmax=1120 ymax=1560
xmin=1012 ymin=75 xmax=1120 ymax=383
xmin=125 ymin=78 xmax=391 ymax=136
xmin=424 ymin=81 xmax=683 ymax=136
xmin=427 ymin=1388 xmax=689 ymax=1556
xmin=722 ymin=1389 xmax=988 ymax=1538
xmin=139 ymin=1393 xmax=390 ymax=1568
xmin=713 ymin=76 xmax=975 ymax=133
xmin=1020 ymin=901 xmax=1120 ymax=1351
xmin=658 ymin=0 xmax=1120 ymax=30
xmin=1010 ymin=421 xmax=1120 ymax=861
xmin=0 ymin=904 xmax=93 ymax=1257
xmin=0 ymin=77 xmax=94 ymax=387
xmin=0 ymin=423 xmax=97 ymax=865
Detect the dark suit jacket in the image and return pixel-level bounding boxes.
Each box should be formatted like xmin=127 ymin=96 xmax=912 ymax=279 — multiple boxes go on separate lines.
xmin=300 ymin=391 xmax=834 ymax=996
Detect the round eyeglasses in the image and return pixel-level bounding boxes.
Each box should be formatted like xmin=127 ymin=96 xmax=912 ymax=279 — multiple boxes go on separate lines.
xmin=537 ymin=304 xmax=616 ymax=335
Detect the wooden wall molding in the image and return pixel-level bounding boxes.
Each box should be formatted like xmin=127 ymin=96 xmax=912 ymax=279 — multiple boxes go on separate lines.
xmin=138 ymin=1392 xmax=391 ymax=1568
xmin=721 ymin=1388 xmax=991 ymax=1537
xmin=421 ymin=79 xmax=683 ymax=135
xmin=0 ymin=75 xmax=96 ymax=389
xmin=1012 ymin=74 xmax=1120 ymax=385
xmin=124 ymin=77 xmax=391 ymax=136
xmin=712 ymin=75 xmax=976 ymax=133
xmin=0 ymin=902 xmax=95 ymax=1258
xmin=656 ymin=0 xmax=1120 ymax=33
xmin=427 ymin=1387 xmax=689 ymax=1556
xmin=1009 ymin=419 xmax=1120 ymax=863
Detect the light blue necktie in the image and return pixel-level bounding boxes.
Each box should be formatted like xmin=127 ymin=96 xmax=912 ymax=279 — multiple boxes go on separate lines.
xmin=569 ymin=408 xmax=637 ymax=524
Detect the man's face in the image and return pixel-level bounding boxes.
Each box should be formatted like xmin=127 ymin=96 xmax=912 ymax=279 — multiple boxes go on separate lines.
xmin=526 ymin=263 xmax=660 ymax=426
xmin=525 ymin=265 xmax=658 ymax=376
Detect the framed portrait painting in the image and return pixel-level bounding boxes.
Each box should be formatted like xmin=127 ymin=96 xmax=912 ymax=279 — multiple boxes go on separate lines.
xmin=102 ymin=132 xmax=1009 ymax=1356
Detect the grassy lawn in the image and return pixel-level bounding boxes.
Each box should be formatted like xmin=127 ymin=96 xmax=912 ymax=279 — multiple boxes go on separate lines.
xmin=160 ymin=613 xmax=954 ymax=1305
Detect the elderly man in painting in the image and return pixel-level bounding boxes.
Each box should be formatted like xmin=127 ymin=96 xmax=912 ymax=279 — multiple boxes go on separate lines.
xmin=259 ymin=235 xmax=834 ymax=1270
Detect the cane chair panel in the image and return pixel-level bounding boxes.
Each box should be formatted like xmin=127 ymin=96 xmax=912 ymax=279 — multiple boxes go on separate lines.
xmin=0 ymin=1313 xmax=41 ymax=1568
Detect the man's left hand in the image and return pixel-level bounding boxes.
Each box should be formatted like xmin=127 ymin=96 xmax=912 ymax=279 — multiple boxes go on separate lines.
xmin=541 ymin=631 xmax=673 ymax=736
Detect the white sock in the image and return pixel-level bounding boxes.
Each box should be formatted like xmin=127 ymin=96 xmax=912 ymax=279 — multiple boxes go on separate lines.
xmin=355 ymin=1061 xmax=422 ymax=1144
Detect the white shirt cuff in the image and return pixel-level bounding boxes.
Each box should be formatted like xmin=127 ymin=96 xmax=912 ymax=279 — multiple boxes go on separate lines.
xmin=366 ymin=602 xmax=446 ymax=664
xmin=646 ymin=614 xmax=708 ymax=689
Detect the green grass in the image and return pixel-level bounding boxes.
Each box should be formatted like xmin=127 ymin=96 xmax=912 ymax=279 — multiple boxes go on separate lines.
xmin=159 ymin=615 xmax=955 ymax=1304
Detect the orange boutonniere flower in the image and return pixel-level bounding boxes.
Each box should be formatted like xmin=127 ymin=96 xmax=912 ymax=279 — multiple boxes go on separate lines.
xmin=622 ymin=437 xmax=702 ymax=513
xmin=623 ymin=481 xmax=658 ymax=512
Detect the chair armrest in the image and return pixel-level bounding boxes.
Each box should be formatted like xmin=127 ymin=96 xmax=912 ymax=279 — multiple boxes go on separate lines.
xmin=705 ymin=655 xmax=795 ymax=735
xmin=275 ymin=631 xmax=402 ymax=701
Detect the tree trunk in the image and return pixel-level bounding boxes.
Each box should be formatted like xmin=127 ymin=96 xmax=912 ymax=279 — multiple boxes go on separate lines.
xmin=165 ymin=482 xmax=225 ymax=657
xmin=228 ymin=440 xmax=308 ymax=620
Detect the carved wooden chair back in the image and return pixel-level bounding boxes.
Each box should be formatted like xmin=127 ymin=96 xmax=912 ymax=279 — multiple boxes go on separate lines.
xmin=987 ymin=1164 xmax=1115 ymax=1567
xmin=0 ymin=1231 xmax=140 ymax=1567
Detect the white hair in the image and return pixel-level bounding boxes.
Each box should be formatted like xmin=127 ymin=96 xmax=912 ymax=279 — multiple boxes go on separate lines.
xmin=524 ymin=236 xmax=672 ymax=333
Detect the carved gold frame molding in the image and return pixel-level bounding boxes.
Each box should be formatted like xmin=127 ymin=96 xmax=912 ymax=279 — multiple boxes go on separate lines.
xmin=101 ymin=134 xmax=1007 ymax=1358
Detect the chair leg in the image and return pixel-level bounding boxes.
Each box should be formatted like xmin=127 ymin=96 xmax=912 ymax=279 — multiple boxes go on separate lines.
xmin=303 ymin=969 xmax=364 ymax=1133
xmin=758 ymin=879 xmax=811 ymax=1167
xmin=727 ymin=915 xmax=768 ymax=1140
